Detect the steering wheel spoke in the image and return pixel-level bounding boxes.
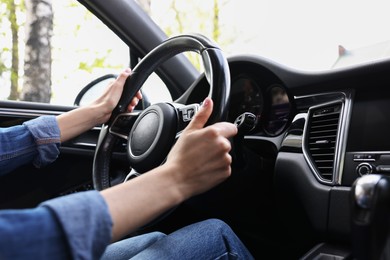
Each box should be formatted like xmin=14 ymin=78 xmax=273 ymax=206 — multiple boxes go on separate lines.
xmin=108 ymin=112 xmax=141 ymax=140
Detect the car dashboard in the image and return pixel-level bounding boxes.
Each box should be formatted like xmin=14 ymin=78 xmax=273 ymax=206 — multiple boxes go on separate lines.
xmin=181 ymin=55 xmax=390 ymax=259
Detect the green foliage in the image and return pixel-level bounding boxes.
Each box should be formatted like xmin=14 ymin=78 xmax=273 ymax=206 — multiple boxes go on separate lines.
xmin=78 ymin=50 xmax=121 ymax=73
xmin=78 ymin=58 xmax=105 ymax=73
xmin=0 ymin=0 xmax=24 ymax=100
xmin=0 ymin=1 xmax=9 ymax=79
xmin=0 ymin=58 xmax=6 ymax=73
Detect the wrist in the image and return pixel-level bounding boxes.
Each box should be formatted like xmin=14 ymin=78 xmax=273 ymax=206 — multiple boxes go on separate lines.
xmin=157 ymin=163 xmax=192 ymax=202
xmin=148 ymin=163 xmax=186 ymax=203
xmin=89 ymin=101 xmax=112 ymax=126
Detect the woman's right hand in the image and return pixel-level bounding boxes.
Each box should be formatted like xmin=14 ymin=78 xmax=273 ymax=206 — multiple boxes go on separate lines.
xmin=164 ymin=97 xmax=238 ymax=200
xmin=102 ymin=97 xmax=237 ymax=241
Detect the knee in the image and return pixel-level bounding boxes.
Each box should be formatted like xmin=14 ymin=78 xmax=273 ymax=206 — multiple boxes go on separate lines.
xmin=146 ymin=231 xmax=166 ymax=242
xmin=199 ymin=218 xmax=233 ymax=233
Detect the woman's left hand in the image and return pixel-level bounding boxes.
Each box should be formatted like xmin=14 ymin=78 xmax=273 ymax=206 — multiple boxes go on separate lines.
xmin=93 ymin=68 xmax=142 ymax=125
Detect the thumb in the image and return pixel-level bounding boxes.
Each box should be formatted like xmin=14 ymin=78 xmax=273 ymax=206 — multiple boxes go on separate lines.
xmin=121 ymin=67 xmax=132 ymax=78
xmin=116 ymin=68 xmax=132 ymax=86
xmin=186 ymin=97 xmax=213 ymax=130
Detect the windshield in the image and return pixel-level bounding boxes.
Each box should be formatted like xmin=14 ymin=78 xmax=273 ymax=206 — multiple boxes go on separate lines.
xmin=1 ymin=0 xmax=389 ymax=105
xmin=138 ymin=0 xmax=390 ymax=71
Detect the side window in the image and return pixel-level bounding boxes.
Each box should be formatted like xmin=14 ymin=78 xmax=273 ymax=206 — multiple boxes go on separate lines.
xmin=51 ymin=1 xmax=130 ymax=105
xmin=0 ymin=0 xmax=130 ymax=106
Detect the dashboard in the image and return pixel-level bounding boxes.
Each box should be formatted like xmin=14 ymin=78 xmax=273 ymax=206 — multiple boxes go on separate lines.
xmin=204 ymin=55 xmax=390 ymax=258
xmin=186 ymin=56 xmax=390 ymax=195
xmin=225 ymin=56 xmax=390 ymax=188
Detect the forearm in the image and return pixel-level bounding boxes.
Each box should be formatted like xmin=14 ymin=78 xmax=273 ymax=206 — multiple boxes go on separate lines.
xmin=101 ymin=164 xmax=183 ymax=241
xmin=56 ymin=104 xmax=107 ymax=143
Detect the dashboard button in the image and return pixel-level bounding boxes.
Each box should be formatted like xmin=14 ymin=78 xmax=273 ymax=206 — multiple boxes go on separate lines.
xmin=376 ymin=165 xmax=390 ymax=173
xmin=353 ymin=154 xmax=365 ymax=161
xmin=356 ymin=162 xmax=373 ymax=176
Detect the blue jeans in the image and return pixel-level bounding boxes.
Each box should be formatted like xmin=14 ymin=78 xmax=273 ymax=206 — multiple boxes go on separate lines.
xmin=101 ymin=219 xmax=254 ymax=260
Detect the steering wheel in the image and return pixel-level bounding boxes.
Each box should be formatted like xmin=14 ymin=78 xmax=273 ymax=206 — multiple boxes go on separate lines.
xmin=93 ymin=34 xmax=231 ymax=191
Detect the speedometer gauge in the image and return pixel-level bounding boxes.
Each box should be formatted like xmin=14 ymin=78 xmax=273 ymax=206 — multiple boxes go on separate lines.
xmin=228 ymin=77 xmax=263 ymax=123
xmin=263 ymin=84 xmax=291 ymax=136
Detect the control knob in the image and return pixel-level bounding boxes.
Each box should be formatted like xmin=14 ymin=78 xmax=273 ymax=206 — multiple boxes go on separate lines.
xmin=356 ymin=162 xmax=373 ymax=176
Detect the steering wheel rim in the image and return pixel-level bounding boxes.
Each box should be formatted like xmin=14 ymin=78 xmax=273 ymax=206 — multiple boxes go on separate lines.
xmin=93 ymin=33 xmax=230 ymax=191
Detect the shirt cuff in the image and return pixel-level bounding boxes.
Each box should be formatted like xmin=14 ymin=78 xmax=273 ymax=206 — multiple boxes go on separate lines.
xmin=40 ymin=190 xmax=113 ymax=259
xmin=23 ymin=115 xmax=61 ymax=168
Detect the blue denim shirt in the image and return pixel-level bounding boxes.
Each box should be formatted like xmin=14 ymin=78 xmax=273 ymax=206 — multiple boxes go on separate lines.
xmin=0 ymin=116 xmax=113 ymax=259
xmin=0 ymin=116 xmax=60 ymax=176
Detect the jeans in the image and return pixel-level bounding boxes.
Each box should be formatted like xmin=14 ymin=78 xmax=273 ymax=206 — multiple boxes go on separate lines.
xmin=101 ymin=219 xmax=254 ymax=260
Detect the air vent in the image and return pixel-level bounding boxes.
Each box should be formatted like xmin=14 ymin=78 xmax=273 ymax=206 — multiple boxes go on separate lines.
xmin=306 ymin=104 xmax=342 ymax=182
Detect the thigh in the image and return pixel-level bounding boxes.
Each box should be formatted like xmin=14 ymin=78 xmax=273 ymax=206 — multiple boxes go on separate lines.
xmin=131 ymin=219 xmax=254 ymax=260
xmin=100 ymin=231 xmax=166 ymax=260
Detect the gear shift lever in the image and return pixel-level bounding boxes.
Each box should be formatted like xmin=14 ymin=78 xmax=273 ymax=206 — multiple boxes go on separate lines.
xmin=232 ymin=112 xmax=257 ymax=168
xmin=350 ymin=174 xmax=390 ymax=260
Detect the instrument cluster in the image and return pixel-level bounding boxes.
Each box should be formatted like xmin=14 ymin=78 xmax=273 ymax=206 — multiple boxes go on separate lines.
xmin=228 ymin=72 xmax=292 ymax=136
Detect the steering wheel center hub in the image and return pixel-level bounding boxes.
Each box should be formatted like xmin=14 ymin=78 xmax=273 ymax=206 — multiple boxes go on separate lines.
xmin=127 ymin=103 xmax=177 ymax=173
xmin=130 ymin=111 xmax=159 ymax=156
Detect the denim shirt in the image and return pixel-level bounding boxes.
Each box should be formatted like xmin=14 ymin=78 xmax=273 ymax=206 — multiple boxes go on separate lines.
xmin=0 ymin=116 xmax=113 ymax=259
xmin=0 ymin=116 xmax=60 ymax=176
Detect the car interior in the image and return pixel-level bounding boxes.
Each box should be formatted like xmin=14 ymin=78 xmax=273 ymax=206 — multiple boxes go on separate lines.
xmin=1 ymin=0 xmax=390 ymax=259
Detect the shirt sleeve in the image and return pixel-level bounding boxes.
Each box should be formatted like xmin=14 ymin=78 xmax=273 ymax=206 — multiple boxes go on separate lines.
xmin=23 ymin=115 xmax=61 ymax=168
xmin=0 ymin=115 xmax=61 ymax=176
xmin=0 ymin=190 xmax=113 ymax=260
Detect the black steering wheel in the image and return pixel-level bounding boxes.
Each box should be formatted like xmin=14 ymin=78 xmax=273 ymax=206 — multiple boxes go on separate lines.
xmin=93 ymin=34 xmax=231 ymax=191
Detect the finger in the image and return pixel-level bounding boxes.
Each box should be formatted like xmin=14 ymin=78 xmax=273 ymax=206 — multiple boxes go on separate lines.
xmin=127 ymin=97 xmax=139 ymax=112
xmin=185 ymin=97 xmax=213 ymax=131
xmin=115 ymin=68 xmax=132 ymax=87
xmin=130 ymin=97 xmax=139 ymax=107
xmin=135 ymin=90 xmax=143 ymax=100
xmin=125 ymin=90 xmax=141 ymax=112
xmin=210 ymin=122 xmax=238 ymax=139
